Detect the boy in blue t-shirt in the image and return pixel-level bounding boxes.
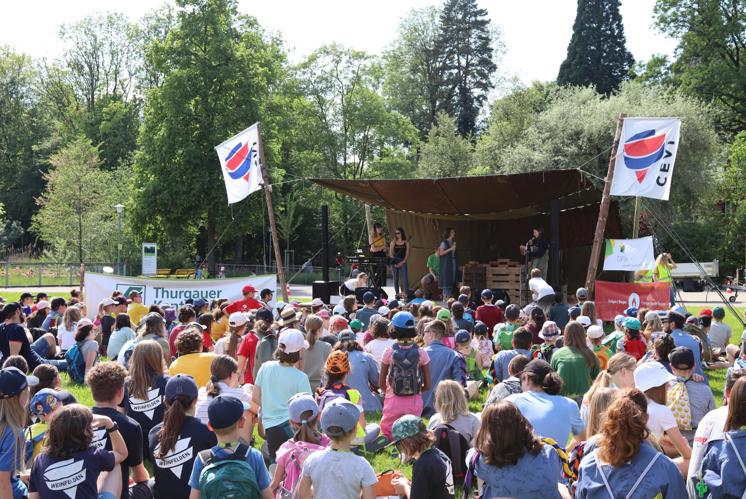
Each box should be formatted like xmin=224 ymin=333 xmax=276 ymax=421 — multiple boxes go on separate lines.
xmin=188 ymin=395 xmax=271 ymax=498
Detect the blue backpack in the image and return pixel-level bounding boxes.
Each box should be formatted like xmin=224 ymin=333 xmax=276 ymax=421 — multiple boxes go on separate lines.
xmin=65 ymin=343 xmax=86 ymax=384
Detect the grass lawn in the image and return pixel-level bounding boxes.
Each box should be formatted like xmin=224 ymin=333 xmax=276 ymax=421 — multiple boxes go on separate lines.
xmin=41 ymin=303 xmax=746 ymax=484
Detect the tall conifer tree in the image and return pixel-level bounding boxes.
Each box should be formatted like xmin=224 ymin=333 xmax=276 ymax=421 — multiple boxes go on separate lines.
xmin=558 ymin=0 xmax=634 ymax=94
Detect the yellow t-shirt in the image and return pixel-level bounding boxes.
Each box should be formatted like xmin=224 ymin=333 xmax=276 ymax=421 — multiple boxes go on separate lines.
xmin=127 ymin=302 xmax=149 ymax=326
xmin=370 ymin=235 xmax=386 ymax=253
xmin=211 ymin=316 xmax=229 ymax=342
xmin=168 ymin=353 xmax=217 ymax=388
xmin=25 ymin=422 xmax=48 ymax=465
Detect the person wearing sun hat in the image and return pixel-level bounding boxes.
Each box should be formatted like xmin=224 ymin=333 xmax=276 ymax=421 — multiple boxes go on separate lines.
xmin=299 ymin=398 xmax=377 ymax=499
xmin=535 ymin=320 xmax=563 ymax=363
xmin=587 ymin=324 xmax=611 ymax=370
xmin=386 ymin=414 xmax=455 ymax=499
xmin=188 ymin=395 xmax=271 ymax=497
xmin=634 ymin=361 xmax=692 ymax=469
xmin=252 ymin=329 xmax=312 ymax=462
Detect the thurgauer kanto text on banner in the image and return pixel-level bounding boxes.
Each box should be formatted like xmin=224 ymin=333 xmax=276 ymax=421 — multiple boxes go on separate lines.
xmin=83 ymin=272 xmax=277 ymax=317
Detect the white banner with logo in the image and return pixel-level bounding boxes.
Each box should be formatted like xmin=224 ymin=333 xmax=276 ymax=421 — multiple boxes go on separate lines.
xmin=609 ymin=117 xmax=681 ymax=200
xmin=602 ymin=236 xmax=656 ymax=271
xmin=84 ymin=273 xmax=276 ymax=317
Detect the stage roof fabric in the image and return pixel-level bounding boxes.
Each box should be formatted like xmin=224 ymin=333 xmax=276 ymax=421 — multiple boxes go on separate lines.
xmin=312 ymin=169 xmax=599 ymax=220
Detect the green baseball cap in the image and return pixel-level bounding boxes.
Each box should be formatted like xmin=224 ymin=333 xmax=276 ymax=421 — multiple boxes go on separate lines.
xmin=349 ymin=319 xmax=363 ymax=331
xmin=436 ymin=308 xmax=451 ymax=321
xmin=389 ymin=415 xmax=426 ymax=444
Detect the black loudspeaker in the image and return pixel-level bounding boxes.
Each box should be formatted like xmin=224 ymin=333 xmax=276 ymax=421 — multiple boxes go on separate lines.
xmin=312 ymin=281 xmax=339 ymax=304
xmin=490 ymin=288 xmax=511 ymax=305
xmin=354 ymin=286 xmax=383 ymax=304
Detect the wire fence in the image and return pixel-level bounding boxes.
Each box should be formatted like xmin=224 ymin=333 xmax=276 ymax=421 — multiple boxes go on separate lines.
xmin=0 ymin=261 xmax=343 ymax=288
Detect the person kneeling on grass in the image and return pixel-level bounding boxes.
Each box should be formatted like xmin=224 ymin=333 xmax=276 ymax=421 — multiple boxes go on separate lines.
xmin=389 ymin=414 xmax=455 ymax=499
xmin=28 ymin=404 xmax=127 ymax=499
xmin=298 ymin=398 xmax=377 ymax=499
xmin=188 ymin=395 xmax=272 ymax=499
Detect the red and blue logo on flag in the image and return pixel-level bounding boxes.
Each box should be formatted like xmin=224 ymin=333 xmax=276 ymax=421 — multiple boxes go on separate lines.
xmin=622 ymin=129 xmax=666 ymax=183
xmin=224 ymin=141 xmax=257 ymax=182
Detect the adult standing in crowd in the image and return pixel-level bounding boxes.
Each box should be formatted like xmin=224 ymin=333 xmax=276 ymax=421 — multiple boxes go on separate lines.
xmin=224 ymin=285 xmax=262 ymax=314
xmin=369 ymin=222 xmax=387 ymax=289
xmin=437 ymin=227 xmax=458 ymax=302
xmin=389 ymin=227 xmax=410 ymax=300
xmin=127 ymin=290 xmax=149 ymax=327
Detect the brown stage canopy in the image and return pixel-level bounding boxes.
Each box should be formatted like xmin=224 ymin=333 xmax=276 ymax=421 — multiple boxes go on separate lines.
xmin=313 ymin=170 xmax=621 ymax=292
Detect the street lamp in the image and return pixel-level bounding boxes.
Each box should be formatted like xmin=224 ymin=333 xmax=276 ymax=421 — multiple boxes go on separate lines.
xmin=114 ymin=204 xmax=124 ymax=275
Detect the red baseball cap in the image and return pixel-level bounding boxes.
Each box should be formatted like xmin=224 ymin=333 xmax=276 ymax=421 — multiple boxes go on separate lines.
xmin=242 ymin=285 xmax=257 ymax=294
xmin=699 ymin=309 xmax=713 ymax=317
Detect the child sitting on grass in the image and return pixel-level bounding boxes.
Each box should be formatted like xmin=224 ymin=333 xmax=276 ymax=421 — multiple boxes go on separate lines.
xmin=24 ymin=389 xmax=62 ymax=467
xmin=270 ymin=393 xmax=329 ymax=498
xmin=28 ymin=404 xmax=126 ymax=499
xmin=299 ymin=398 xmax=377 ymax=499
xmin=454 ymin=330 xmax=485 ymax=399
xmin=390 ymin=415 xmax=455 ymax=499
xmin=188 ymin=395 xmax=272 ymax=499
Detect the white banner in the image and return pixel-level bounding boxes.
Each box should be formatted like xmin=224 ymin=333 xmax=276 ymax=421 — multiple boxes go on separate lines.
xmin=215 ymin=123 xmax=264 ymax=204
xmin=609 ymin=118 xmax=681 ymax=200
xmin=84 ymin=273 xmax=276 ymax=318
xmin=141 ymin=243 xmax=157 ymax=276
xmin=602 ymin=236 xmax=656 ymax=271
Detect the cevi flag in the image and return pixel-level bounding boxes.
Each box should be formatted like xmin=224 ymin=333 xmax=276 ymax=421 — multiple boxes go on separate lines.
xmin=215 ymin=123 xmax=264 ymax=204
xmin=610 ymin=118 xmax=681 ymax=201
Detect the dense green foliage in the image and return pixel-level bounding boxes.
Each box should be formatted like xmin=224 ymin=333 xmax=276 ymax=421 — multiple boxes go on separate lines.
xmin=558 ymin=0 xmax=634 ymax=94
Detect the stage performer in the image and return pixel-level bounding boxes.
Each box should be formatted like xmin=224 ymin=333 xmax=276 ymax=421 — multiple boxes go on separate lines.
xmin=389 ymin=227 xmax=410 ymax=299
xmin=437 ymin=228 xmax=458 ymax=302
xmin=224 ymin=285 xmax=262 ymax=313
xmin=369 ymin=222 xmax=387 ymax=289
xmin=520 ymin=227 xmax=549 ymax=278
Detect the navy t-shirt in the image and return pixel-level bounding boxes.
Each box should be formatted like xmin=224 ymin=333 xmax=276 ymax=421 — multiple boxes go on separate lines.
xmin=148 ymin=416 xmax=217 ymax=499
xmin=0 ymin=323 xmax=43 ymax=370
xmin=29 ymin=448 xmax=115 ymax=498
xmin=91 ymin=406 xmax=143 ymax=499
xmin=124 ymin=374 xmax=169 ymax=460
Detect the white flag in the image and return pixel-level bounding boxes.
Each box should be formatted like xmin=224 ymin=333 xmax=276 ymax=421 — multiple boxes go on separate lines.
xmin=215 ymin=123 xmax=264 ymax=204
xmin=609 ymin=118 xmax=681 ymax=201
xmin=602 ymin=236 xmax=656 ymax=271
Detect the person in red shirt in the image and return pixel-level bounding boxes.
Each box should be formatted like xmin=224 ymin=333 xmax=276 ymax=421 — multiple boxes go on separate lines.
xmin=168 ymin=305 xmax=196 ymax=357
xmin=236 ymin=308 xmax=274 ymax=384
xmin=224 ymin=285 xmax=263 ymax=314
xmin=475 ymin=289 xmax=505 ymax=339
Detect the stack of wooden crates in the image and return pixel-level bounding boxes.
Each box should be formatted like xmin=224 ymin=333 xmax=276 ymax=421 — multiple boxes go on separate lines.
xmin=461 ymin=259 xmax=525 ymax=304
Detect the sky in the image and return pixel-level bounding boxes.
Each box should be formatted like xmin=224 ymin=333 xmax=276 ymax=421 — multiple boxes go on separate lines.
xmin=0 ymin=0 xmax=678 ymax=85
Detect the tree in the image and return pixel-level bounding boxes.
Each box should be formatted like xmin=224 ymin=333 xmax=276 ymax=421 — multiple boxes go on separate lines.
xmin=275 ymin=192 xmax=303 ymax=251
xmin=654 ymin=0 xmax=746 ymax=131
xmin=436 ymin=0 xmax=497 ymax=137
xmin=0 ymin=204 xmax=23 ymax=254
xmin=557 ymin=0 xmax=634 ymax=94
xmin=132 ymin=0 xmax=285 ymax=270
xmin=417 ymin=112 xmax=474 ymax=178
xmin=475 ymin=82 xmax=722 ymax=218
xmin=0 ymin=46 xmax=51 ymax=240
xmin=32 ymin=137 xmax=118 ymax=263
xmin=383 ymin=6 xmax=446 ymax=139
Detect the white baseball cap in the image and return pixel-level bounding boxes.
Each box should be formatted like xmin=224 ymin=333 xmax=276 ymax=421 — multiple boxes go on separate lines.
xmin=228 ymin=312 xmax=248 ymax=327
xmin=576 ymin=316 xmax=592 ymax=328
xmin=101 ymin=298 xmax=116 ymax=307
xmin=310 ymin=298 xmax=325 ymax=308
xmin=278 ymin=328 xmax=309 ymax=354
xmin=35 ymin=300 xmax=51 ymax=310
xmin=332 ymin=304 xmax=345 ymax=316
xmin=587 ymin=325 xmax=605 ymax=339
xmin=634 ymin=361 xmax=675 ymax=393
xmin=378 ymin=306 xmax=390 ymax=316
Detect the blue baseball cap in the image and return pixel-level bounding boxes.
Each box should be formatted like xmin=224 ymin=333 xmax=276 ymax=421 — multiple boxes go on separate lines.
xmin=208 ymin=395 xmax=249 ymax=430
xmin=474 ymin=321 xmax=488 ymax=336
xmin=614 ymin=314 xmax=625 ymax=326
xmin=458 ymin=294 xmax=469 ymax=305
xmin=0 ymin=367 xmax=37 ymax=399
xmin=193 ymin=298 xmax=208 ymax=310
xmin=288 ymin=393 xmax=319 ymax=423
xmin=455 ymin=329 xmax=471 ymax=344
xmin=165 ymin=374 xmax=199 ymax=402
xmin=391 ymin=311 xmax=415 ymax=331
xmin=625 ymin=307 xmax=638 ymax=317
xmin=362 ymin=291 xmax=375 ymax=303
xmin=481 ymin=289 xmax=493 ymax=299
xmin=29 ymin=389 xmax=61 ymax=417
xmin=388 ymin=299 xmax=400 ymax=310
xmin=624 ymin=317 xmax=641 ymax=331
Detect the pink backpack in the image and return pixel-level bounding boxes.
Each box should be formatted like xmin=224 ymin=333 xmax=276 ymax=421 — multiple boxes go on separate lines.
xmin=276 ymin=440 xmax=326 ymax=498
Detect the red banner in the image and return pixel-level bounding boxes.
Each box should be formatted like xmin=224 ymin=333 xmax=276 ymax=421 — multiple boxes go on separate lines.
xmin=594 ymin=281 xmax=671 ymax=320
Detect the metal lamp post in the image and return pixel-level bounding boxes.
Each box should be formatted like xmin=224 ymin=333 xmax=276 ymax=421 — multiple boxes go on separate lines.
xmin=114 ymin=204 xmax=124 ymax=275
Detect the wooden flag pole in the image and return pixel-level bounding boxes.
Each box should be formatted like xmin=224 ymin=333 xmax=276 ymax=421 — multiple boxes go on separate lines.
xmin=256 ymin=122 xmax=289 ymax=303
xmin=585 ymin=113 xmax=626 ymax=297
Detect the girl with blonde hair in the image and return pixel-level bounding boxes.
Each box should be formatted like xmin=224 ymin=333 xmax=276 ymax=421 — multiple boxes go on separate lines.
xmin=57 ymin=306 xmax=81 ymax=351
xmin=427 ymin=379 xmax=481 ymax=443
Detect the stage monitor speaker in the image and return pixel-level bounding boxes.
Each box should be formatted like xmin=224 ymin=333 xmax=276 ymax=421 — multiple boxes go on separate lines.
xmin=312 ymin=281 xmax=339 ymax=304
xmin=489 ymin=288 xmax=511 ymax=305
xmin=354 ymin=286 xmax=383 ymax=304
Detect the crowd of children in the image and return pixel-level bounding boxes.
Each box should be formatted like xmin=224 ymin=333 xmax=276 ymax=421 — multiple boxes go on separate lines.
xmin=1 ymin=272 xmax=746 ymax=498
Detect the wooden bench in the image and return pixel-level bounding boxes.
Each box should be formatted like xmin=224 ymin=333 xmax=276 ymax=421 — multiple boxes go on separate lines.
xmin=152 ymin=268 xmax=172 ymax=278
xmin=173 ymin=268 xmax=195 ymax=279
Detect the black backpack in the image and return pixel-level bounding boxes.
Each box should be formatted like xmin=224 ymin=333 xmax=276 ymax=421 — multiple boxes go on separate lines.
xmin=389 ymin=343 xmax=421 ymax=396
xmin=433 ymin=423 xmax=470 ymax=481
